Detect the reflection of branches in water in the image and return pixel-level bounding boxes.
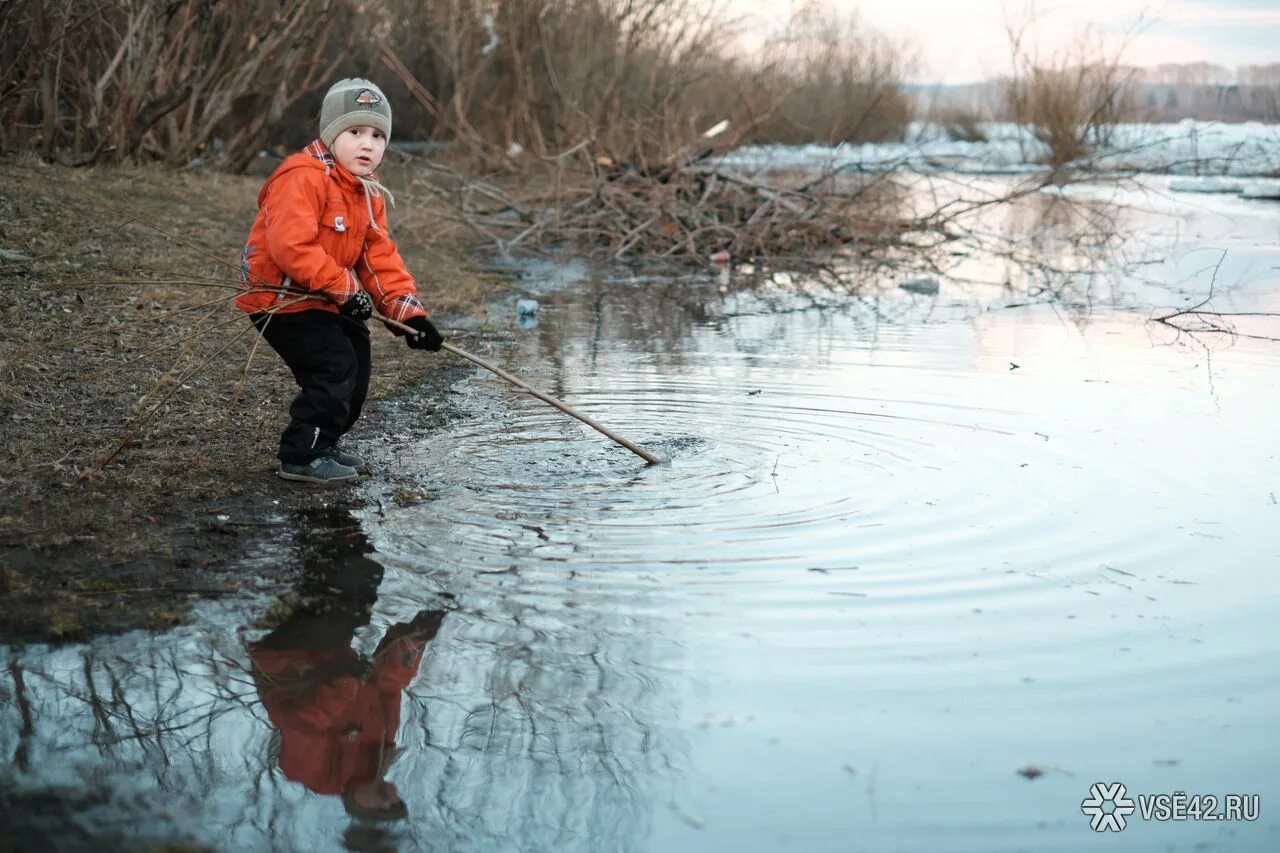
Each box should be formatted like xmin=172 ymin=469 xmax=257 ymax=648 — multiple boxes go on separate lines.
xmin=8 ymin=660 xmax=34 ymax=771
xmin=1138 ymin=248 xmax=1277 ymax=411
xmin=2 ymin=507 xmax=673 ymax=853
xmin=1154 ymin=299 xmax=1280 ymax=344
xmin=501 ymin=181 xmax=1154 ymax=401
xmin=1 ymin=584 xmax=678 ymax=850
xmin=583 ymin=178 xmax=1132 ymax=352
xmin=0 ymin=641 xmax=265 ymax=846
xmin=686 ymin=172 xmax=1133 ymax=328
xmin=382 ymin=594 xmax=677 ymax=852
xmin=16 ymin=641 xmax=261 ymax=765
xmin=1149 ymin=248 xmax=1280 ymax=344
xmin=906 ymin=172 xmax=1137 ymax=314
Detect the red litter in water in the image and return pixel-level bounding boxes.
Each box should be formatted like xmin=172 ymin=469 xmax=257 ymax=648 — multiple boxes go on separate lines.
xmin=710 ymin=250 xmax=731 ymax=265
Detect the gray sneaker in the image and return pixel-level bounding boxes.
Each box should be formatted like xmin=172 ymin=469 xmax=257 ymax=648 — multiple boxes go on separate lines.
xmin=278 ymin=456 xmax=359 ymax=484
xmin=325 ymin=445 xmax=365 ymax=470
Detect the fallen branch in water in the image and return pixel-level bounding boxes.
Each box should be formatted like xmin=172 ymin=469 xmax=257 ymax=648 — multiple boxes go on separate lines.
xmin=1151 ymin=250 xmax=1280 ymax=343
xmin=1153 ymin=306 xmax=1280 ymax=342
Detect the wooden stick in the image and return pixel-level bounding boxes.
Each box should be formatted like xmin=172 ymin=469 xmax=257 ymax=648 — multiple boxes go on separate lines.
xmin=442 ymin=341 xmax=661 ymax=465
xmin=375 ymin=311 xmax=661 ymax=465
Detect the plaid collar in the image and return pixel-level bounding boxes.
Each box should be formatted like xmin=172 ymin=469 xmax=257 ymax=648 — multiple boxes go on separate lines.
xmin=304 ymin=139 xmax=335 ymax=168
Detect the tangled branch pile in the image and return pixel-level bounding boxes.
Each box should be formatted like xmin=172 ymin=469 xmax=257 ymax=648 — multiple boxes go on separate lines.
xmin=418 ymin=151 xmax=905 ymax=264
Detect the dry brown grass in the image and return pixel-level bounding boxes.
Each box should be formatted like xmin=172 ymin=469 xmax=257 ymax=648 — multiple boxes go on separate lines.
xmin=1 ymin=0 xmax=342 ymax=168
xmin=376 ymin=0 xmax=739 ymax=165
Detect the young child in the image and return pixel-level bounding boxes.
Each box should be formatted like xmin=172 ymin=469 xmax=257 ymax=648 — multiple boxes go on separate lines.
xmin=236 ymin=78 xmax=443 ymax=484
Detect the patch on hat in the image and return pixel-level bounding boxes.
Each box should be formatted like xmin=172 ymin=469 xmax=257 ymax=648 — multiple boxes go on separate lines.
xmin=354 ymin=89 xmax=382 ymax=106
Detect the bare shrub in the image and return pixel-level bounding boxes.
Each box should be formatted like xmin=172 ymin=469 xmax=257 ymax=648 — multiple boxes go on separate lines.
xmin=3 ymin=0 xmax=915 ymax=172
xmin=1 ymin=0 xmax=342 ymax=168
xmin=937 ymin=108 xmax=988 ymax=143
xmin=373 ymin=0 xmax=737 ymax=167
xmin=751 ymin=3 xmax=914 ymax=145
xmin=0 ymin=0 xmax=921 ymax=171
xmin=373 ymin=0 xmax=912 ymax=165
xmin=373 ymin=1 xmax=916 ymax=264
xmin=1004 ymin=24 xmax=1136 ymax=168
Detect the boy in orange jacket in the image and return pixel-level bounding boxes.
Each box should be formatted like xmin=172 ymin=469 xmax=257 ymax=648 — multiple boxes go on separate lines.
xmin=237 ymin=78 xmax=442 ymax=484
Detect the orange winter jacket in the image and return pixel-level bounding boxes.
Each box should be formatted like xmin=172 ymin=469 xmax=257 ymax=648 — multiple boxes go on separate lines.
xmin=235 ymin=140 xmax=429 ymax=323
xmin=249 ymin=633 xmax=428 ymax=795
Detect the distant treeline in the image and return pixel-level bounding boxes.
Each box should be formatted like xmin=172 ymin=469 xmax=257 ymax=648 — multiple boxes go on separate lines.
xmin=1 ymin=0 xmax=914 ymax=170
xmin=920 ymin=61 xmax=1280 ymax=125
xmin=1130 ymin=83 xmax=1280 ymax=123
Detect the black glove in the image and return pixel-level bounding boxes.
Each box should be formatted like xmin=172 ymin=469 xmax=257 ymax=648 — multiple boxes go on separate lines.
xmin=408 ymin=609 xmax=447 ymax=640
xmin=340 ymin=290 xmax=373 ymax=321
xmin=404 ymin=315 xmax=443 ymax=351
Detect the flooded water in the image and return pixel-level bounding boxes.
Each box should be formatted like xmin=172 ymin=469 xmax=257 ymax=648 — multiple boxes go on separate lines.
xmin=3 ymin=176 xmax=1278 ymax=851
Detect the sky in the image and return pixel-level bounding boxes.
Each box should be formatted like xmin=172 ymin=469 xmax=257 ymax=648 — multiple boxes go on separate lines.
xmin=729 ymin=0 xmax=1280 ymax=84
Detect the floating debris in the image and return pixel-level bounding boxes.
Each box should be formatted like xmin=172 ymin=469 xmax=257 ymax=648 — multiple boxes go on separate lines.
xmin=899 ymin=277 xmax=940 ymax=295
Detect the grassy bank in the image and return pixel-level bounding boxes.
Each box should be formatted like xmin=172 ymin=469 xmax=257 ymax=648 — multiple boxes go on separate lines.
xmin=0 ymin=155 xmax=507 ymax=642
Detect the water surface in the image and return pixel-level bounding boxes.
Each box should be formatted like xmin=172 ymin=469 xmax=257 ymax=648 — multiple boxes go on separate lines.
xmin=2 ymin=176 xmax=1277 ymax=852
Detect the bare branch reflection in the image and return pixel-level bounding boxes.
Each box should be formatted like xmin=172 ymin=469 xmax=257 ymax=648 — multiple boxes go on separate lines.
xmin=0 ymin=505 xmax=680 ymax=851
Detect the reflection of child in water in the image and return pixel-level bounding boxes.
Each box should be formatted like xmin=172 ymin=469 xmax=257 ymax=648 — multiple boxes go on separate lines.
xmin=251 ymin=604 xmax=445 ymax=821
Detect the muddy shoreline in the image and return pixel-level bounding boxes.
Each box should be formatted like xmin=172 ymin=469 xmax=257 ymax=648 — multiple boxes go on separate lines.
xmin=1 ymin=336 xmax=495 ymax=643
xmin=0 ymin=157 xmax=510 ymax=643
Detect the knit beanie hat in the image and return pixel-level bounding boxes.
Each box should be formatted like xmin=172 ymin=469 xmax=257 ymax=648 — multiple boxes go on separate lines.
xmin=319 ymin=78 xmax=392 ymax=148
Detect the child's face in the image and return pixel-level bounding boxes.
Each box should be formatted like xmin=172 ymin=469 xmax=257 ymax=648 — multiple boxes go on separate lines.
xmin=331 ymin=125 xmax=386 ymax=177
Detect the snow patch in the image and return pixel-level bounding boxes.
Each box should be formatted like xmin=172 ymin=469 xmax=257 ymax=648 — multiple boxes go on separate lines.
xmin=718 ymin=121 xmax=1280 ymax=179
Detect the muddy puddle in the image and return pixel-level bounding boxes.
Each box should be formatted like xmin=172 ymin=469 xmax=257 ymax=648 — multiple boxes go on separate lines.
xmin=2 ymin=176 xmax=1278 ymax=851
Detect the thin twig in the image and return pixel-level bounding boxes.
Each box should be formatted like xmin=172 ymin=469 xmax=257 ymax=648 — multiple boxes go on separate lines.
xmin=222 ymin=308 xmax=272 ymax=420
xmin=91 ymin=296 xmax=308 ymax=471
xmin=78 ymin=304 xmax=256 ymax=381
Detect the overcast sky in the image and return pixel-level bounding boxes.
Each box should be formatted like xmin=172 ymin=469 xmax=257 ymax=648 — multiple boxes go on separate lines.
xmin=730 ymin=0 xmax=1280 ymax=83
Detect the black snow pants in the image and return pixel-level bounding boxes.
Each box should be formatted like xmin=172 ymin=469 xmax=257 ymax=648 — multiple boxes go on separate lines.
xmin=251 ymin=310 xmax=371 ymax=464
